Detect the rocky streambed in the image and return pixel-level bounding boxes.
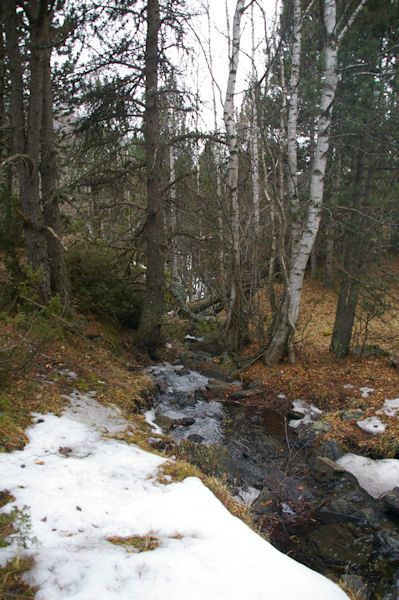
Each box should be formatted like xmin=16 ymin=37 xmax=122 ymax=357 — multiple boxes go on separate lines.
xmin=147 ymin=359 xmax=399 ymax=600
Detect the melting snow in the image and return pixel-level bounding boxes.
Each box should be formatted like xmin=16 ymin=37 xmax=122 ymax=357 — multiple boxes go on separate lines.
xmin=355 ymin=397 xmax=399 ymax=436
xmin=0 ymin=391 xmax=349 ymax=599
xmin=377 ymin=398 xmax=399 ymax=418
xmin=337 ymin=453 xmax=399 ymax=499
xmin=356 ymin=416 xmax=386 ymax=436
xmin=144 ymin=408 xmax=163 ymax=434
xmin=359 ymin=387 xmax=374 ymax=398
xmin=289 ymin=400 xmax=323 ymax=429
xmin=184 ymin=335 xmax=204 ymax=342
xmin=234 ymin=486 xmax=261 ymax=507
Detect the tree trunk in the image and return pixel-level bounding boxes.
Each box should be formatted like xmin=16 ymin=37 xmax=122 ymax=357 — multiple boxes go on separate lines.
xmin=311 ymin=242 xmax=318 ymax=277
xmin=330 ymin=276 xmax=359 ymax=358
xmin=136 ymin=0 xmax=164 ymax=352
xmin=167 ymin=112 xmax=178 ymax=280
xmin=223 ymin=0 xmax=248 ymax=350
xmin=265 ymin=0 xmax=339 ymax=365
xmin=287 ymin=0 xmax=302 ymax=254
xmin=250 ymin=2 xmax=260 ymax=236
xmin=40 ymin=25 xmax=70 ymax=311
xmin=4 ymin=0 xmax=51 ymax=304
xmin=325 ymin=224 xmax=335 ymax=287
xmin=330 ymin=153 xmax=370 ymax=358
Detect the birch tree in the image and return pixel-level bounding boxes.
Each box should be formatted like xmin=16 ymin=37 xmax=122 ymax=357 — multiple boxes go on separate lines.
xmin=265 ymin=0 xmax=367 ymax=365
xmin=223 ymin=0 xmax=248 ymax=349
xmin=250 ymin=1 xmax=260 ymax=236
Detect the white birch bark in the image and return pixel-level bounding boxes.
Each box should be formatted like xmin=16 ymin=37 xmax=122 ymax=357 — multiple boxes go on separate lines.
xmin=266 ymin=0 xmax=366 ymax=364
xmin=287 ymin=0 xmax=302 ymax=252
xmin=223 ymin=0 xmax=245 ymax=337
xmin=287 ymin=0 xmax=338 ymax=326
xmin=205 ymin=0 xmax=226 ymax=303
xmin=250 ymin=1 xmax=260 ymax=235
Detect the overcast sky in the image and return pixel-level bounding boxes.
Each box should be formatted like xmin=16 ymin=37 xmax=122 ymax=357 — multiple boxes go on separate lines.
xmin=183 ymin=0 xmax=281 ymax=131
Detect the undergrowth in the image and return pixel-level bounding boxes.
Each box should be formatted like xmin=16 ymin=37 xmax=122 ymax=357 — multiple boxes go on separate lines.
xmin=0 ymin=492 xmax=37 ymax=600
xmin=0 ymin=556 xmax=37 ymax=600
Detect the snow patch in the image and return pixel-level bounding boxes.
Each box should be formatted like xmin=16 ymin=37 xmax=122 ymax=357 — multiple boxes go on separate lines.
xmin=144 ymin=409 xmax=163 ymax=434
xmin=0 ymin=392 xmax=349 ymax=600
xmin=234 ymin=486 xmax=261 ymax=507
xmin=337 ymin=453 xmax=399 ymax=499
xmin=184 ymin=335 xmax=204 ymax=342
xmin=289 ymin=400 xmax=322 ymax=429
xmin=377 ymin=398 xmax=399 ymax=418
xmin=359 ymin=387 xmax=374 ymax=398
xmin=356 ymin=416 xmax=386 ymax=436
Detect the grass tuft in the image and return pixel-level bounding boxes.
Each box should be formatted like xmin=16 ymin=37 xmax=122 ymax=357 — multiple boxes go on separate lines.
xmin=106 ymin=534 xmax=160 ymax=553
xmin=0 ymin=556 xmax=37 ymax=600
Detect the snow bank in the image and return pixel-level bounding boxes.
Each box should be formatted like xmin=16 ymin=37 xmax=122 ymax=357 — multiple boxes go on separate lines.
xmin=337 ymin=453 xmax=399 ymax=499
xmin=0 ymin=391 xmax=348 ymax=600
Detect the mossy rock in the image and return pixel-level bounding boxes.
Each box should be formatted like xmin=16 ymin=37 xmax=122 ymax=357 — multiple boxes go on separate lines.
xmin=178 ymin=439 xmax=235 ymax=478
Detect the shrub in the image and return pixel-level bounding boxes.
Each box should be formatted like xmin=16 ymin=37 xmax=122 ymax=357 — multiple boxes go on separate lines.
xmin=67 ymin=242 xmax=144 ymax=328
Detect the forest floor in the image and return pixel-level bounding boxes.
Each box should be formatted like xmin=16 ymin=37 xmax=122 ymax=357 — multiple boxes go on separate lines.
xmin=1 ymin=267 xmax=399 ymax=459
xmin=240 ymin=271 xmax=399 ymax=460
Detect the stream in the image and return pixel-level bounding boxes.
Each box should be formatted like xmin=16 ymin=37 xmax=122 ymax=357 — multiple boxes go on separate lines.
xmin=147 ymin=360 xmax=399 ymax=600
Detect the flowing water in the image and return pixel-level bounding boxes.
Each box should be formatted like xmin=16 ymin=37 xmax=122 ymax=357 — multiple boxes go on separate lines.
xmin=147 ymin=361 xmax=399 ymax=600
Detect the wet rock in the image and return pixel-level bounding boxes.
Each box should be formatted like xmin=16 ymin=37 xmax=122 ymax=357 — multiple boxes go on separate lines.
xmin=308 ymin=440 xmax=344 ymax=467
xmin=339 ymin=575 xmax=368 ymax=599
xmin=206 ymin=379 xmax=231 ymax=391
xmin=339 ymin=409 xmax=364 ymax=422
xmin=252 ymin=467 xmax=314 ymax=517
xmin=317 ymin=472 xmax=386 ymax=525
xmin=176 ymin=367 xmax=191 ymax=376
xmin=311 ymin=456 xmax=346 ymax=482
xmin=155 ymin=380 xmax=171 ymax=394
xmin=178 ymin=439 xmax=236 ymax=478
xmin=173 ymin=417 xmax=195 ymax=427
xmin=310 ymin=522 xmax=373 ymax=568
xmin=148 ymin=437 xmax=176 ymax=453
xmin=389 ymin=354 xmax=399 ymax=370
xmin=162 ymin=392 xmax=196 ymax=409
xmin=187 ymin=433 xmax=204 ymax=444
xmin=194 ymin=389 xmax=206 ymax=403
xmin=382 ymin=488 xmax=399 ymax=515
xmin=295 ymin=419 xmax=333 ymax=443
xmin=153 ymin=414 xmax=174 ymax=433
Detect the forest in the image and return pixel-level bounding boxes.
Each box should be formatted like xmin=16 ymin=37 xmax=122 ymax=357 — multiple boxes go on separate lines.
xmin=0 ymin=0 xmax=399 ymax=599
